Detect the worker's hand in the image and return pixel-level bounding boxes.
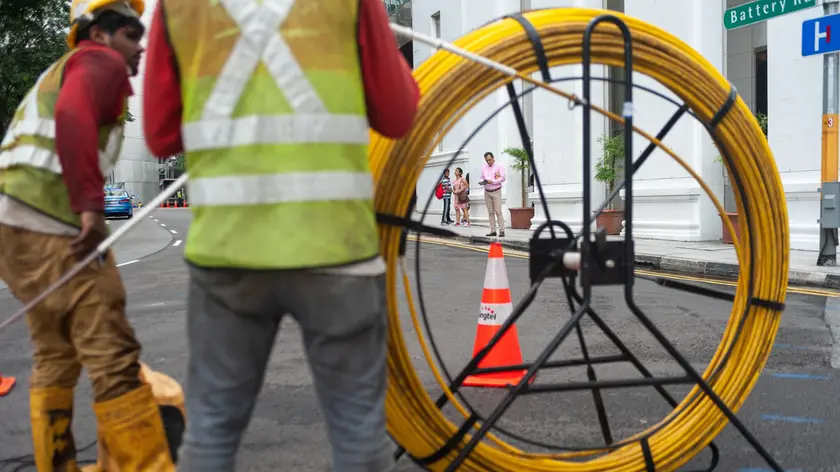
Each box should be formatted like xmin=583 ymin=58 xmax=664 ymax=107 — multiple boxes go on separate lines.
xmin=71 ymin=211 xmax=108 ymax=259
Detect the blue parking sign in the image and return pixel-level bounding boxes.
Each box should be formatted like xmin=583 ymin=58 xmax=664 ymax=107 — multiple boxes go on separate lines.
xmin=803 ymin=13 xmax=840 ymax=56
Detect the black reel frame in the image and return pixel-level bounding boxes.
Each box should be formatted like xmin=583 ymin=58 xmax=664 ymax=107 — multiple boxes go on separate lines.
xmin=384 ymin=13 xmax=786 ymax=472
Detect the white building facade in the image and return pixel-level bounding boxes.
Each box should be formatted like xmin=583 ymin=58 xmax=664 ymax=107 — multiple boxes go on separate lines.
xmin=108 ymin=0 xmax=163 ymax=205
xmin=411 ymin=0 xmax=825 ymax=251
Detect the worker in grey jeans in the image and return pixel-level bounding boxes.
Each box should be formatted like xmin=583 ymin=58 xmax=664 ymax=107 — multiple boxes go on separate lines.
xmin=178 ymin=268 xmax=390 ymax=471
xmin=145 ymin=0 xmax=419 ymax=469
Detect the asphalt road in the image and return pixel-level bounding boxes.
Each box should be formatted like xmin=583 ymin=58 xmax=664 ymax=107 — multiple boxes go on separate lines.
xmin=0 ymin=209 xmax=837 ymax=471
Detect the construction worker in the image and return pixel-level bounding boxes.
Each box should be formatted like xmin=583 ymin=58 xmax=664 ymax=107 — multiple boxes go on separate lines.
xmin=0 ymin=0 xmax=177 ymax=470
xmin=143 ymin=0 xmax=419 ymax=469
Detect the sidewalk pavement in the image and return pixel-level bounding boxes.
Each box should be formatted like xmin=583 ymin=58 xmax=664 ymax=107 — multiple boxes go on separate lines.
xmin=426 ymin=221 xmax=840 ymax=290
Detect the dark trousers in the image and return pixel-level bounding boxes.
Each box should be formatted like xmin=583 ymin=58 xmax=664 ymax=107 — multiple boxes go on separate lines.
xmin=441 ymin=197 xmax=452 ymax=223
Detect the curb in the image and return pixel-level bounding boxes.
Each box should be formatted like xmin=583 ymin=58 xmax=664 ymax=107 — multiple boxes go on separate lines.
xmin=447 ymin=235 xmax=840 ymax=290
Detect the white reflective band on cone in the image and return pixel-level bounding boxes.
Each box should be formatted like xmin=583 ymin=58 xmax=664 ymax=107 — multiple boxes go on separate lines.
xmin=181 ymin=115 xmax=369 ymax=151
xmin=0 ymin=145 xmax=62 ymax=173
xmin=483 ymin=258 xmax=512 ymax=290
xmin=188 ymin=171 xmax=375 ymax=207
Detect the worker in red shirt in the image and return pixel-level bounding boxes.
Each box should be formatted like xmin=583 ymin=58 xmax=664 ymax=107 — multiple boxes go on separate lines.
xmin=0 ymin=0 xmax=177 ymax=470
xmin=143 ymin=0 xmax=419 ymax=469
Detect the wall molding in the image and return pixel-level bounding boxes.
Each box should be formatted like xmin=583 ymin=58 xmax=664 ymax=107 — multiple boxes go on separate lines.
xmin=426 ymin=149 xmax=470 ymax=168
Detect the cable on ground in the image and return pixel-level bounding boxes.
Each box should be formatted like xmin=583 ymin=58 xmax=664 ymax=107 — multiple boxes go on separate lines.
xmin=373 ymin=8 xmax=788 ymax=471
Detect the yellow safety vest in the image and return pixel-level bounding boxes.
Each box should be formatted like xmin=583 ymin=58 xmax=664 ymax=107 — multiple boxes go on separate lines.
xmin=0 ymin=48 xmax=126 ymax=229
xmin=161 ymin=0 xmax=379 ymax=270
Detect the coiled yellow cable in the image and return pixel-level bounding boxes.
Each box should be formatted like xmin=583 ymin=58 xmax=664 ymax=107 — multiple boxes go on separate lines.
xmin=369 ymin=8 xmax=788 ymax=471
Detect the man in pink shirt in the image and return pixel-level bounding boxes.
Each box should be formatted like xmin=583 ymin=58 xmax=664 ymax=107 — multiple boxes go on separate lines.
xmin=479 ymin=151 xmax=506 ymax=237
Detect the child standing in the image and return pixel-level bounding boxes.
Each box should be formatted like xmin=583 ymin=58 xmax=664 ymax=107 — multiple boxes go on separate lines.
xmin=440 ymin=169 xmax=454 ymax=225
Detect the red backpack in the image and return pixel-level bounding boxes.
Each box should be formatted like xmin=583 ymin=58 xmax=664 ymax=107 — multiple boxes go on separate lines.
xmin=435 ymin=182 xmax=444 ymax=200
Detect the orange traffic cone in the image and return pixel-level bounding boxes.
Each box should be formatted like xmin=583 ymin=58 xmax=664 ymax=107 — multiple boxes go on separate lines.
xmin=463 ymin=243 xmax=532 ymax=388
xmin=0 ymin=369 xmax=16 ymax=397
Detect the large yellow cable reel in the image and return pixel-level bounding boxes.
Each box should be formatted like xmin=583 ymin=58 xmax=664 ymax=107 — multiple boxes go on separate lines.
xmin=370 ymin=7 xmax=788 ymax=472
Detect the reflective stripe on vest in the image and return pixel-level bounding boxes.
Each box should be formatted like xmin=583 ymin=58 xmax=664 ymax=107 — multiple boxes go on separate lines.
xmin=1 ymin=119 xmax=56 ymax=144
xmin=0 ymin=146 xmax=61 ymax=173
xmin=1 ymin=63 xmax=56 ymax=151
xmin=0 ymin=125 xmax=124 ymax=178
xmin=181 ymin=114 xmax=368 ymax=152
xmin=0 ymin=48 xmax=127 ymax=230
xmin=189 ymin=171 xmax=374 ymax=207
xmin=183 ymin=0 xmax=371 ymax=207
xmin=0 ymin=59 xmax=125 ymax=178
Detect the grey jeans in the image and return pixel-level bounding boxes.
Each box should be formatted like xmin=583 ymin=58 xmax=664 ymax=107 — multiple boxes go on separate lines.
xmin=177 ymin=266 xmax=391 ymax=472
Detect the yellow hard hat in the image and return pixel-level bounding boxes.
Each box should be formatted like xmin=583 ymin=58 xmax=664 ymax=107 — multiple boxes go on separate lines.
xmin=67 ymin=0 xmax=145 ymax=49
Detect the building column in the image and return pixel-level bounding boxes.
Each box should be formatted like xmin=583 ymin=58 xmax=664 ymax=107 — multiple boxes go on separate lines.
xmin=528 ymin=0 xmax=609 ymax=232
xmin=767 ymin=5 xmax=824 ymax=251
xmin=621 ymin=0 xmax=726 ymax=241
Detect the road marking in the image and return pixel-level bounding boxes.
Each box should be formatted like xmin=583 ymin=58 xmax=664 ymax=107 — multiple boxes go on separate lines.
xmin=160 ymin=223 xmax=167 ymax=227
xmin=409 ymin=236 xmax=840 ymax=298
xmin=174 ymin=240 xmax=182 ymax=247
xmin=769 ymin=372 xmax=829 ymax=380
xmin=170 ymin=230 xmax=178 ymax=234
xmin=759 ymin=414 xmax=825 ymax=424
xmin=117 ymin=260 xmax=139 ymax=267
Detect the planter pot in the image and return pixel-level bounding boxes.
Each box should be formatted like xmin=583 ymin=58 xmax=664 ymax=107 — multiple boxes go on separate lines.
xmin=509 ymin=207 xmax=535 ymax=229
xmin=595 ymin=209 xmax=624 ymax=235
xmin=720 ymin=212 xmax=741 ymax=244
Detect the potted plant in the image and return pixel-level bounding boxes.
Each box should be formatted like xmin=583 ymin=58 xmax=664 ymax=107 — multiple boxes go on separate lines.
xmin=715 ymin=111 xmax=766 ymax=244
xmin=503 ymin=146 xmax=535 ymax=229
xmin=594 ymin=133 xmax=625 ymax=235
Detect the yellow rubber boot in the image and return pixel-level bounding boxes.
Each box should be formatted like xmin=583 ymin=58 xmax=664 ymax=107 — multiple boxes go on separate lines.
xmin=93 ymin=384 xmax=175 ymax=472
xmin=30 ymin=387 xmax=80 ymax=472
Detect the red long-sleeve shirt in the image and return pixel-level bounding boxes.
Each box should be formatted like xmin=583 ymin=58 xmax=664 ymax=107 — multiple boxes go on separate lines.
xmin=143 ymin=0 xmax=419 ymax=158
xmin=54 ymin=41 xmax=133 ymax=213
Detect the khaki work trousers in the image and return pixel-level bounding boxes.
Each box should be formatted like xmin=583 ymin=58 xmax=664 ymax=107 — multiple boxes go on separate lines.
xmin=483 ymin=188 xmax=505 ymax=231
xmin=0 ymin=224 xmax=142 ymax=402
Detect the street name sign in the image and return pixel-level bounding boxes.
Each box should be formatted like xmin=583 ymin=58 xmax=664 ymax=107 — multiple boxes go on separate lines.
xmin=802 ymin=12 xmax=840 ymax=56
xmin=725 ymin=0 xmax=818 ymax=30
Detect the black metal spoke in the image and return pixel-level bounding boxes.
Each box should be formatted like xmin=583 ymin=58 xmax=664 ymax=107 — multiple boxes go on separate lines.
xmin=645 ymin=276 xmax=737 ymax=302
